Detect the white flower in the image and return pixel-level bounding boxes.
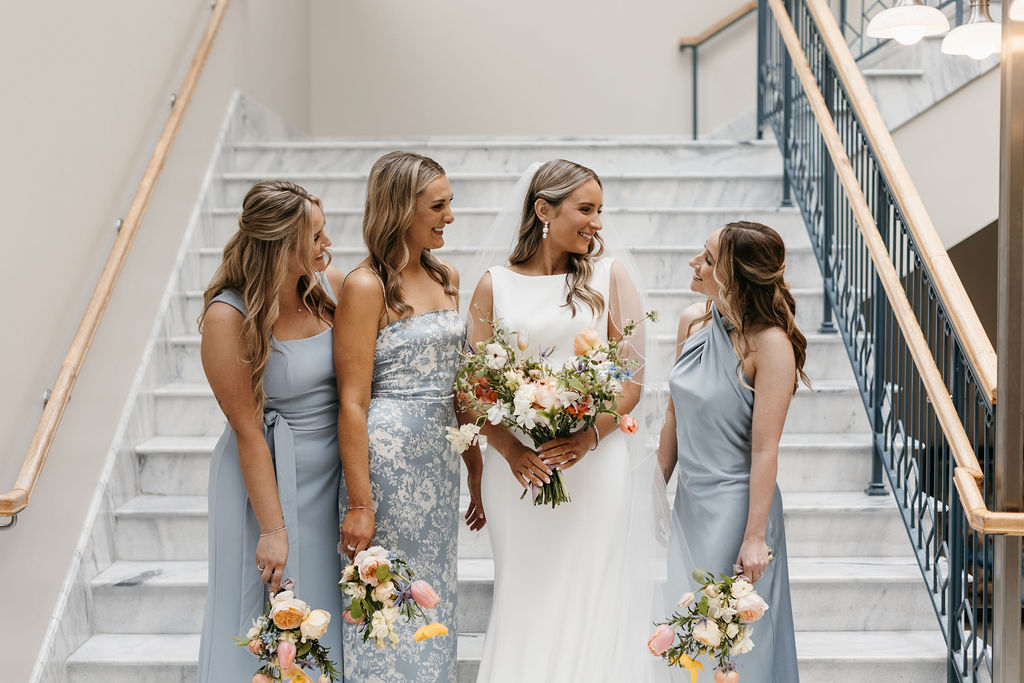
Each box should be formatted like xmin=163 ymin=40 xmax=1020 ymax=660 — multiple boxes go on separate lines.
xmin=372 ymin=580 xmax=396 ymax=603
xmin=486 ymin=403 xmax=511 ymax=425
xmin=515 ymin=407 xmax=540 ymax=430
xmin=513 ymin=384 xmax=536 ymax=414
xmin=608 ymin=378 xmax=622 ymax=395
xmin=712 ymin=601 xmax=737 ymax=621
xmin=484 ymin=343 xmax=509 ymax=370
xmin=590 ymin=351 xmax=608 ymax=363
xmin=557 ymin=388 xmax=582 ymax=407
xmin=726 ymin=622 xmax=740 ymax=639
xmin=369 ymin=610 xmax=390 ymax=641
xmin=731 ymin=578 xmax=754 ymax=597
xmin=344 ymin=582 xmax=366 ymax=600
xmin=503 ymin=370 xmax=521 ymax=389
xmin=341 ymin=565 xmax=356 ymax=583
xmin=730 ymin=625 xmax=755 ymax=655
xmin=446 ymin=424 xmax=481 ymax=453
xmin=677 ymin=592 xmax=695 ymax=609
xmin=299 ymin=609 xmax=331 ymax=642
xmin=692 ymin=617 xmax=722 ymax=649
xmin=704 ymin=583 xmax=720 ymax=599
xmin=245 ymin=619 xmax=261 ymax=639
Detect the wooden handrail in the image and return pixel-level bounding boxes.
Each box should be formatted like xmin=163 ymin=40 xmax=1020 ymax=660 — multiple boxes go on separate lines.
xmin=804 ymin=0 xmax=998 ymax=405
xmin=680 ymin=2 xmax=758 ymax=47
xmin=766 ymin=0 xmax=1023 ymax=535
xmin=0 ymin=0 xmax=232 ymax=525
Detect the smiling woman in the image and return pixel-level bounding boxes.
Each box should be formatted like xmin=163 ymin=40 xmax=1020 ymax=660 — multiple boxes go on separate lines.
xmin=334 ymin=151 xmax=484 ymax=681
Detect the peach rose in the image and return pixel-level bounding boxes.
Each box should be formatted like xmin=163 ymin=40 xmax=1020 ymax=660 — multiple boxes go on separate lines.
xmin=647 ymin=624 xmax=675 ymax=656
xmin=533 ymin=382 xmax=558 ymax=410
xmin=619 ymin=414 xmax=639 ymax=434
xmin=735 ymin=593 xmax=769 ymax=622
xmin=692 ymin=617 xmax=722 ymax=649
xmin=271 ymin=597 xmax=309 ymax=630
xmin=253 ymin=674 xmax=274 ymax=683
xmin=573 ymin=328 xmax=602 ymax=355
xmin=300 ymin=609 xmax=331 ymax=641
xmin=248 ymin=638 xmax=264 ymax=655
xmin=282 ymin=663 xmax=313 ymax=683
xmin=410 ymin=580 xmax=441 ymax=609
xmin=715 ymin=669 xmax=740 ymax=683
xmin=355 ymin=547 xmax=391 ymax=587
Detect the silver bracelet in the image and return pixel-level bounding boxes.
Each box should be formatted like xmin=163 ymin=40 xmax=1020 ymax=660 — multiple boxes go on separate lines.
xmin=590 ymin=423 xmax=601 ymax=451
xmin=260 ymin=524 xmax=286 ymax=537
xmin=348 ymin=505 xmax=373 ymax=511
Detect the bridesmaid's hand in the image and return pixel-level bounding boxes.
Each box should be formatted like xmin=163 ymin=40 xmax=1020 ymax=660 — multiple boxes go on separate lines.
xmin=536 ymin=428 xmax=597 ymax=472
xmin=735 ymin=537 xmax=771 ymax=583
xmin=255 ymin=529 xmax=289 ymax=595
xmin=503 ymin=443 xmax=552 ymax=489
xmin=341 ymin=508 xmax=375 ymax=561
xmin=464 ymin=468 xmax=486 ymax=531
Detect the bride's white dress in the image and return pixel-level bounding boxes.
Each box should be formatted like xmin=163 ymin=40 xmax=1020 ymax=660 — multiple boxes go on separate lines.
xmin=477 ymin=257 xmax=661 ymax=682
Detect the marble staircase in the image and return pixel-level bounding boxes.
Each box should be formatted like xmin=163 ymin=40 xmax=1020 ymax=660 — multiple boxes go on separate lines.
xmin=59 ymin=135 xmax=947 ymax=682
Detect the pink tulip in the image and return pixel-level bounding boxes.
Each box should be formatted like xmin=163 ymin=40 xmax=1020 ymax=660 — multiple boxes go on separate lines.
xmin=619 ymin=414 xmax=639 ymax=434
xmin=410 ymin=580 xmax=441 ymax=609
xmin=647 ymin=624 xmax=675 ymax=656
xmin=342 ymin=610 xmax=365 ymax=625
xmin=276 ymin=639 xmax=297 ymax=671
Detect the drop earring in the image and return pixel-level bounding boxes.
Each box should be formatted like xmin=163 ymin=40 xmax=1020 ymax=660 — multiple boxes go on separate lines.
xmin=542 ymin=222 xmax=549 ymax=239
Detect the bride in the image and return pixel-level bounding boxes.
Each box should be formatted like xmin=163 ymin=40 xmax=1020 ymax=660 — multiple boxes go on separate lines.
xmin=466 ymin=160 xmax=667 ymax=682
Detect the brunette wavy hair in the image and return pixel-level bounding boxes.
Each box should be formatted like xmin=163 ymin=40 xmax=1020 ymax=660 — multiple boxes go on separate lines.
xmin=509 ymin=159 xmax=605 ymax=317
xmin=198 ymin=180 xmax=334 ymax=410
xmin=689 ymin=221 xmax=810 ymax=391
xmin=361 ymin=151 xmax=457 ymax=317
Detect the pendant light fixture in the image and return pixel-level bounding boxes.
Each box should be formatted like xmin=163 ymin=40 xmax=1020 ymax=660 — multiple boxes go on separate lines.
xmin=941 ymin=0 xmax=1002 ymax=60
xmin=866 ymin=0 xmax=951 ymax=46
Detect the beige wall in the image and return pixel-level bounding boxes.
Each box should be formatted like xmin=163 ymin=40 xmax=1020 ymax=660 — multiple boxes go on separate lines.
xmin=0 ymin=2 xmax=311 ymax=679
xmin=307 ymin=0 xmax=757 ymax=137
xmin=892 ymin=68 xmax=1001 ymax=249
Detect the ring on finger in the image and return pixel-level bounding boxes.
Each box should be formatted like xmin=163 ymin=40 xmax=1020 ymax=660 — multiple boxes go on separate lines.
xmin=346 ymin=544 xmax=356 ymax=552
xmin=257 ymin=565 xmax=265 ymax=572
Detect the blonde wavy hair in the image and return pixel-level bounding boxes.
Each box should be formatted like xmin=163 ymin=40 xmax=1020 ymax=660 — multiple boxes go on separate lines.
xmin=198 ymin=180 xmax=334 ymax=410
xmin=689 ymin=221 xmax=810 ymax=391
xmin=509 ymin=159 xmax=604 ymax=317
xmin=362 ymin=151 xmax=457 ymax=317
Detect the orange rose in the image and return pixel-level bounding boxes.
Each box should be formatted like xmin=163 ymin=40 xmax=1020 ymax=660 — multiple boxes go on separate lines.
xmin=573 ymin=329 xmax=602 ymax=356
xmin=270 ymin=598 xmax=308 ymax=630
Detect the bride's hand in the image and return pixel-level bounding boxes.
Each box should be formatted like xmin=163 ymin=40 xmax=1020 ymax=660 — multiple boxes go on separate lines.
xmin=464 ymin=466 xmax=486 ymax=531
xmin=536 ymin=428 xmax=597 ymax=471
xmin=503 ymin=443 xmax=553 ymax=489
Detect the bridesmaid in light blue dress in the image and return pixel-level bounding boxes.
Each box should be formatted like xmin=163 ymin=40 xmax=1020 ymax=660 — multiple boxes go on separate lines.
xmin=659 ymin=222 xmax=804 ymax=682
xmin=197 ymin=181 xmax=346 ymax=681
xmin=336 ymin=152 xmax=485 ymax=682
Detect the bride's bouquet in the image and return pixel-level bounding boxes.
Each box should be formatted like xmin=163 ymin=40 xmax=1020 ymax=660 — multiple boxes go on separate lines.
xmin=339 ymin=546 xmax=447 ymax=649
xmin=449 ymin=313 xmax=654 ymax=507
xmin=648 ymin=568 xmax=771 ymax=682
xmin=233 ymin=579 xmax=341 ymax=683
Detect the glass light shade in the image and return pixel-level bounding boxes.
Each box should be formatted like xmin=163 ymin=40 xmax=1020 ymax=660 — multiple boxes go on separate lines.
xmin=866 ymin=1 xmax=950 ymax=46
xmin=1011 ymin=0 xmax=1024 ymax=22
xmin=941 ymin=2 xmax=1001 ymax=60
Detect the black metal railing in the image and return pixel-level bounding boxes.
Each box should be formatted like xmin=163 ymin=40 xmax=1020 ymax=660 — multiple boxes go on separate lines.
xmin=758 ymin=1 xmax=1003 ymax=680
xmin=834 ymin=0 xmax=964 ymax=60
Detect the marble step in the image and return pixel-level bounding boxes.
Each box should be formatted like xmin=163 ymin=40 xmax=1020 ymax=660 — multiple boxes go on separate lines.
xmin=147 ymin=376 xmax=866 ymax=438
xmin=173 ymin=286 xmax=830 ymax=338
xmin=189 ymin=244 xmax=824 ymax=292
xmin=135 ymin=425 xmax=872 ymax=498
xmin=89 ymin=554 xmax=934 ymax=635
xmin=457 ymin=490 xmax=913 ymax=561
xmin=225 ymin=138 xmax=785 ymax=175
xmin=203 ymin=206 xmax=812 ymax=248
xmin=67 ymin=630 xmax=946 ymax=683
xmin=114 ymin=487 xmax=905 ymax=563
xmin=213 ymin=171 xmax=785 ymax=209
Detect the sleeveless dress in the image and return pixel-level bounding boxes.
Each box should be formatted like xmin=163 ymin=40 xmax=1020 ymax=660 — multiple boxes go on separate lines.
xmin=197 ymin=271 xmax=345 ymax=681
xmin=668 ymin=304 xmax=799 ymax=682
xmin=478 ymin=257 xmax=652 ymax=682
xmin=341 ymin=269 xmax=464 ymax=682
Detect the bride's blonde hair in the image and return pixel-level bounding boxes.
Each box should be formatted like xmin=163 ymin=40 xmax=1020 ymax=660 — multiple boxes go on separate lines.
xmin=362 ymin=151 xmax=457 ymax=317
xmin=509 ymin=159 xmax=605 ymax=317
xmin=198 ymin=180 xmax=334 ymax=410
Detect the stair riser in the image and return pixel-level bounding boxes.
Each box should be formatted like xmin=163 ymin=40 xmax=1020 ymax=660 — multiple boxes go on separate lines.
xmin=115 ymin=515 xmax=207 ymax=561
xmin=207 ymin=208 xmax=812 ymax=248
xmin=191 ymin=246 xmax=824 ymax=292
xmin=214 ymin=175 xmax=785 ymax=210
xmin=65 ymin=664 xmax=194 ymax=683
xmin=226 ymin=143 xmax=785 ymax=175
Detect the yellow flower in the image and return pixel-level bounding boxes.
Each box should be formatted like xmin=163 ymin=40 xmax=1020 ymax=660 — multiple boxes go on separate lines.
xmin=413 ymin=622 xmax=449 ymax=642
xmin=671 ymin=652 xmax=704 ymax=683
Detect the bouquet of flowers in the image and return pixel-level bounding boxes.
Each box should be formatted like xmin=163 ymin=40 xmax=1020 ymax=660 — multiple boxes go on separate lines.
xmin=648 ymin=568 xmax=771 ymax=682
xmin=233 ymin=579 xmax=341 ymax=683
xmin=449 ymin=313 xmax=655 ymax=507
xmin=339 ymin=545 xmax=447 ymax=649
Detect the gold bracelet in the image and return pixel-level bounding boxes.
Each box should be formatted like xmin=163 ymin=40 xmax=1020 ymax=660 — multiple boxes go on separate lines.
xmin=348 ymin=505 xmax=373 ymax=511
xmin=260 ymin=524 xmax=286 ymax=537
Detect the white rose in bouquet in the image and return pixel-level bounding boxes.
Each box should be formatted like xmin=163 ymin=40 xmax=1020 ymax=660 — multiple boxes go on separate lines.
xmin=726 ymin=622 xmax=740 ymax=639
xmin=730 ymin=625 xmax=755 ymax=655
xmin=731 ymin=577 xmax=754 ymax=597
xmin=484 ymin=343 xmax=508 ymax=370
xmin=692 ymin=617 xmax=722 ymax=649
xmin=372 ymin=580 xmax=396 ymax=603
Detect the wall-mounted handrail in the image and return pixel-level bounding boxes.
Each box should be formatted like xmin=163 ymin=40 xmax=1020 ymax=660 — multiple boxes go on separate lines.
xmin=805 ymin=0 xmax=997 ymax=405
xmin=0 ymin=0 xmax=232 ymax=529
xmin=767 ymin=0 xmax=1015 ymax=533
xmin=679 ymin=1 xmax=757 ymax=139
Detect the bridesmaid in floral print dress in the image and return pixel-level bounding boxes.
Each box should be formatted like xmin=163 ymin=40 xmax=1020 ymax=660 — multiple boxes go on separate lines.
xmin=335 ymin=151 xmax=486 ymax=681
